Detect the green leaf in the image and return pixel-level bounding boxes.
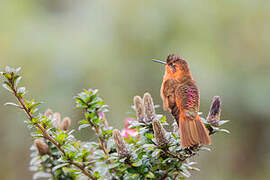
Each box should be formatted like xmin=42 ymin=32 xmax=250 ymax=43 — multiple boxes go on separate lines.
xmin=52 ymin=163 xmax=69 ymax=172
xmin=132 ymin=160 xmax=142 ymax=167
xmin=78 ymin=124 xmax=90 ymax=130
xmin=94 ymin=171 xmax=100 ymax=178
xmin=142 ymin=144 xmax=155 ymax=150
xmin=79 ymin=119 xmax=89 ymax=124
xmin=4 ymin=102 xmax=20 ymax=108
xmin=29 ymin=102 xmax=42 ymax=110
xmin=17 ymin=87 xmax=26 ymax=96
xmin=5 ymin=66 xmax=14 ymax=73
xmin=33 ymin=172 xmax=51 ymax=180
xmin=218 ymin=120 xmax=230 ymax=126
xmin=67 ymin=151 xmax=77 ymax=160
xmin=93 ymin=150 xmax=105 ymax=158
xmin=159 ymin=116 xmax=167 ymax=123
xmin=75 ymin=97 xmax=88 ymax=108
xmin=13 ymin=76 xmax=21 ymax=87
xmin=56 ymin=132 xmax=68 ymax=144
xmin=200 ymin=146 xmax=211 ymax=152
xmin=181 ymin=167 xmax=191 ymax=178
xmin=217 ymin=128 xmax=230 ymax=134
xmin=3 ymin=72 xmax=12 ymax=80
xmin=146 ymin=172 xmax=155 ymax=178
xmin=145 ymin=133 xmax=154 ymax=139
xmin=92 ymin=89 xmax=99 ymax=95
xmin=212 ymin=127 xmax=230 ymax=134
xmin=2 ymin=83 xmax=12 ymax=92
xmin=31 ymin=118 xmax=40 ymax=124
xmin=15 ymin=67 xmax=21 ymax=73
xmin=102 ymin=129 xmax=113 ymax=136
xmin=152 ymin=149 xmax=161 ymax=157
xmin=128 ymin=121 xmax=145 ymax=129
xmin=107 ymin=162 xmax=120 ymax=169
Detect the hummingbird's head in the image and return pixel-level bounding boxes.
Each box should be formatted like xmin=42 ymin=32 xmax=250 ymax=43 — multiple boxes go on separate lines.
xmin=152 ymin=54 xmax=190 ymax=78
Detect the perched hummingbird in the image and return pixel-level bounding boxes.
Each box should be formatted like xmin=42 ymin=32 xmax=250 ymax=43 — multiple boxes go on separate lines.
xmin=152 ymin=55 xmax=211 ymax=148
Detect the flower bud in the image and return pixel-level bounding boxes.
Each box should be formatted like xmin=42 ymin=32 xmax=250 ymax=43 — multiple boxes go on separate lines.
xmin=133 ymin=96 xmax=144 ymax=122
xmin=34 ymin=139 xmax=49 ymax=156
xmin=143 ymin=93 xmax=155 ymax=123
xmin=207 ymin=96 xmax=221 ymax=126
xmin=60 ymin=117 xmax=71 ymax=131
xmin=53 ymin=112 xmax=61 ymax=129
xmin=113 ymin=129 xmax=129 ymax=158
xmin=45 ymin=108 xmax=53 ymax=117
xmin=153 ymin=119 xmax=168 ymax=146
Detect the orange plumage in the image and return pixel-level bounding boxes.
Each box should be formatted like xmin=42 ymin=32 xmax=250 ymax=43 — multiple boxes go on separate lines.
xmin=154 ymin=55 xmax=211 ymax=148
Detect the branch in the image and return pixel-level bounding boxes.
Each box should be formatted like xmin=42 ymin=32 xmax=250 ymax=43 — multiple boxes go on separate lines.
xmin=10 ymin=86 xmax=97 ymax=180
xmin=88 ymin=120 xmax=109 ymax=157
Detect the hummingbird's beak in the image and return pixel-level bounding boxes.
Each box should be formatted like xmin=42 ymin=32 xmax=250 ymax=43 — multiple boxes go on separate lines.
xmin=152 ymin=58 xmax=166 ymax=65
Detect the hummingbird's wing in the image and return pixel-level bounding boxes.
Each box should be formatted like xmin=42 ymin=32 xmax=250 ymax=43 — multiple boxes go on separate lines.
xmin=175 ymin=82 xmax=211 ymax=148
xmin=175 ymin=81 xmax=200 ymax=120
xmin=161 ymin=79 xmax=180 ymax=121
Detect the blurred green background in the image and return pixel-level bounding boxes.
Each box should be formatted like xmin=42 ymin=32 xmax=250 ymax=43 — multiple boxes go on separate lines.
xmin=0 ymin=0 xmax=270 ymax=180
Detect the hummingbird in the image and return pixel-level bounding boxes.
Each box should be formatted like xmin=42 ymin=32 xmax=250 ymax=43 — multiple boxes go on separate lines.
xmin=152 ymin=54 xmax=211 ymax=148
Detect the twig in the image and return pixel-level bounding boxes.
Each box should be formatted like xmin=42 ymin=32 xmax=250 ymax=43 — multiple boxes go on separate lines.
xmin=88 ymin=120 xmax=109 ymax=157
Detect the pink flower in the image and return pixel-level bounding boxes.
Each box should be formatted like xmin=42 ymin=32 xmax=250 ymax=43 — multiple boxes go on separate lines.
xmin=120 ymin=118 xmax=138 ymax=138
xmin=98 ymin=112 xmax=105 ymax=119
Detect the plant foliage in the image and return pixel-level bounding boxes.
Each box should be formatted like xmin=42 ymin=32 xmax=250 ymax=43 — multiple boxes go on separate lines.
xmin=1 ymin=66 xmax=229 ymax=180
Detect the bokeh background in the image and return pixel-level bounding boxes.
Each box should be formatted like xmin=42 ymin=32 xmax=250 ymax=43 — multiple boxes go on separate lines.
xmin=1 ymin=1 xmax=270 ymax=180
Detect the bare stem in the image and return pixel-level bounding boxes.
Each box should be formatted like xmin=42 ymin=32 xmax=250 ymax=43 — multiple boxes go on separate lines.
xmin=88 ymin=120 xmax=110 ymax=158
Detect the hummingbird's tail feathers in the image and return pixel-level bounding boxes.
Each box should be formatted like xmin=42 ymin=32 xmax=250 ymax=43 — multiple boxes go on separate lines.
xmin=179 ymin=114 xmax=211 ymax=148
xmin=195 ymin=115 xmax=211 ymax=146
xmin=179 ymin=118 xmax=199 ymax=148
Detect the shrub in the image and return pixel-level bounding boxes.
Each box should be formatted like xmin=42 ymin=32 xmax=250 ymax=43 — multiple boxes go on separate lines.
xmin=1 ymin=66 xmax=229 ymax=180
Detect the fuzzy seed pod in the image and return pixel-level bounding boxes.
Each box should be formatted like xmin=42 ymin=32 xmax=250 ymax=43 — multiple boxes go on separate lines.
xmin=45 ymin=109 xmax=53 ymax=117
xmin=133 ymin=96 xmax=144 ymax=122
xmin=60 ymin=117 xmax=71 ymax=131
xmin=53 ymin=112 xmax=61 ymax=129
xmin=34 ymin=139 xmax=49 ymax=156
xmin=153 ymin=119 xmax=168 ymax=146
xmin=207 ymin=96 xmax=221 ymax=126
xmin=143 ymin=93 xmax=156 ymax=123
xmin=113 ymin=129 xmax=129 ymax=158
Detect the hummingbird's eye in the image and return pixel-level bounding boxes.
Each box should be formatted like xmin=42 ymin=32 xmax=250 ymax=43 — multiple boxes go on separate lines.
xmin=170 ymin=62 xmax=175 ymax=68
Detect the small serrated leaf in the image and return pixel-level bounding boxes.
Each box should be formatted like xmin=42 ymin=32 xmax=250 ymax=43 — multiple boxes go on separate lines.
xmin=33 ymin=172 xmax=51 ymax=179
xmin=15 ymin=67 xmax=21 ymax=73
xmin=181 ymin=167 xmax=191 ymax=178
xmin=14 ymin=76 xmax=22 ymax=87
xmin=218 ymin=128 xmax=230 ymax=134
xmin=2 ymin=83 xmax=12 ymax=92
xmin=78 ymin=124 xmax=90 ymax=130
xmin=17 ymin=87 xmax=26 ymax=93
xmin=132 ymin=159 xmax=142 ymax=167
xmin=218 ymin=120 xmax=230 ymax=126
xmin=4 ymin=102 xmax=20 ymax=108
xmin=200 ymin=146 xmax=211 ymax=152
xmin=52 ymin=163 xmax=69 ymax=172
xmin=5 ymin=66 xmax=12 ymax=73
xmin=146 ymin=172 xmax=155 ymax=178
xmin=152 ymin=149 xmax=161 ymax=157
